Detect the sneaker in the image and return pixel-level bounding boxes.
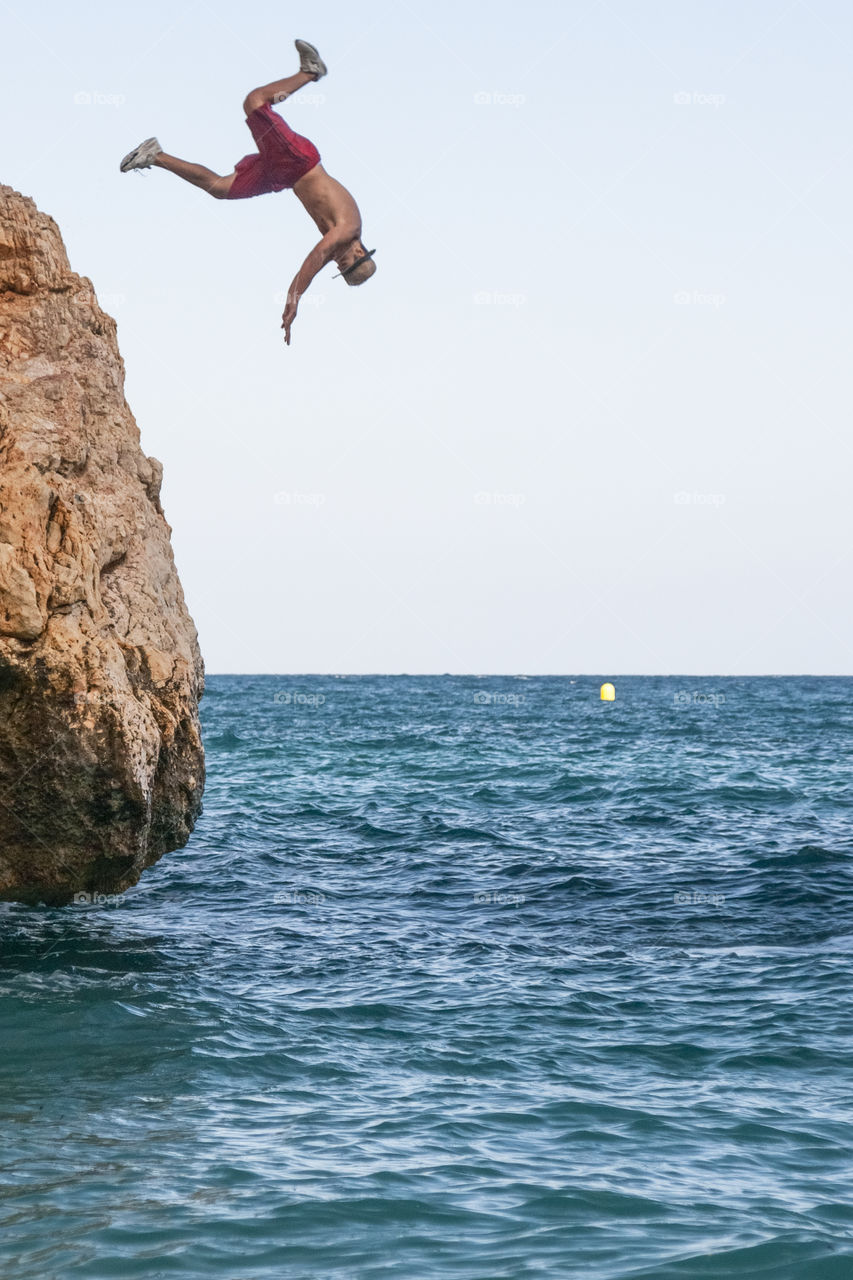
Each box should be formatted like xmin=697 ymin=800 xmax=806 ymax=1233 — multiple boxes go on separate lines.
xmin=120 ymin=137 xmax=163 ymax=173
xmin=295 ymin=38 xmax=328 ymax=80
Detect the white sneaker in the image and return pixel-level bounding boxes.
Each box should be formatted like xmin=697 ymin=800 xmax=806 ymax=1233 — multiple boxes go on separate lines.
xmin=295 ymin=38 xmax=328 ymax=79
xmin=120 ymin=137 xmax=163 ymax=173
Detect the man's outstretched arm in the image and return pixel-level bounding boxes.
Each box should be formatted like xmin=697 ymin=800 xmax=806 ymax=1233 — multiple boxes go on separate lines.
xmin=281 ymin=230 xmax=352 ymax=345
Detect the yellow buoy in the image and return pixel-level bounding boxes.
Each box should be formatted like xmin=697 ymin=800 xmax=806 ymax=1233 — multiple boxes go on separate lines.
xmin=600 ymin=682 xmax=615 ymax=701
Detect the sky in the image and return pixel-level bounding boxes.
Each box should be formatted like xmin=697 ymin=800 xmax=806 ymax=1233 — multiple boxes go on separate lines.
xmin=2 ymin=0 xmax=852 ymax=673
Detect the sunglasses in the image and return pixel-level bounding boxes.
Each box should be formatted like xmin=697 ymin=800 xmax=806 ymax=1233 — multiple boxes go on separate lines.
xmin=333 ymin=248 xmax=377 ymax=279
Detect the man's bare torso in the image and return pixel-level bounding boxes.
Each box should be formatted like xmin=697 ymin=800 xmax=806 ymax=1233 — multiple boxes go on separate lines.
xmin=293 ymin=164 xmax=362 ymax=240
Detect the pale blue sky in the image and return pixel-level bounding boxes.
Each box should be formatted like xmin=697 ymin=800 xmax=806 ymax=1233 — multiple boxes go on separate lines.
xmin=3 ymin=0 xmax=852 ymax=672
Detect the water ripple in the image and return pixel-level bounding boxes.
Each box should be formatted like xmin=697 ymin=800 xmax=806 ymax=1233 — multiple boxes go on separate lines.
xmin=1 ymin=676 xmax=853 ymax=1278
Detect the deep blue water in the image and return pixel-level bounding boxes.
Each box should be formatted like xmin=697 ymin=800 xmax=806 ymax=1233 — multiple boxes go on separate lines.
xmin=2 ymin=675 xmax=853 ymax=1279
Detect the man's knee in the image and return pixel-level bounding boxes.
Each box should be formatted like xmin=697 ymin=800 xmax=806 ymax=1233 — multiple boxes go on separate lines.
xmin=243 ymin=88 xmax=267 ymax=115
xmin=208 ymin=172 xmax=235 ymax=200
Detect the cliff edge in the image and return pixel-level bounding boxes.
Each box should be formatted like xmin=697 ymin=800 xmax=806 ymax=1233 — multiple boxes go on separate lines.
xmin=0 ymin=186 xmax=204 ymax=904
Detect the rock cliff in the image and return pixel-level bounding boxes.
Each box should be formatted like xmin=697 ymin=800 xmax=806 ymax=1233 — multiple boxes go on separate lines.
xmin=0 ymin=186 xmax=204 ymax=904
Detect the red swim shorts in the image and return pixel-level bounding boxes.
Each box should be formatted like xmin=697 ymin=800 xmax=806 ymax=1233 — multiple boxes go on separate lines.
xmin=227 ymin=103 xmax=321 ymax=199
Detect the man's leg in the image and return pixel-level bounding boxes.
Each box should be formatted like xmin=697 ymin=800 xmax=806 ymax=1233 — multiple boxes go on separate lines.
xmin=152 ymin=154 xmax=235 ymax=199
xmin=151 ymin=66 xmax=317 ymax=199
xmin=243 ymin=70 xmax=316 ymax=116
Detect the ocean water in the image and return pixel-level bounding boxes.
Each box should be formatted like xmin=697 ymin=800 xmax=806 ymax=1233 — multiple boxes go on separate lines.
xmin=2 ymin=675 xmax=853 ymax=1279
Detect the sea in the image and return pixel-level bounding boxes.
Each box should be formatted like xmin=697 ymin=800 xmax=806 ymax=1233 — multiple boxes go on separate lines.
xmin=2 ymin=675 xmax=852 ymax=1279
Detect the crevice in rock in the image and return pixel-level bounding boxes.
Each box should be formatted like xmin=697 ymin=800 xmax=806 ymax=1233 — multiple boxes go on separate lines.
xmin=100 ymin=549 xmax=128 ymax=576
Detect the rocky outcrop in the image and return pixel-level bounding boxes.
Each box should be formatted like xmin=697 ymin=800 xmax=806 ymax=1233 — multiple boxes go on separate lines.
xmin=0 ymin=186 xmax=204 ymax=904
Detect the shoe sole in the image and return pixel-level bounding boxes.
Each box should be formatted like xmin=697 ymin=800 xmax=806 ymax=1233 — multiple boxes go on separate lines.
xmin=120 ymin=139 xmax=160 ymax=172
xmin=295 ymin=38 xmax=327 ymax=78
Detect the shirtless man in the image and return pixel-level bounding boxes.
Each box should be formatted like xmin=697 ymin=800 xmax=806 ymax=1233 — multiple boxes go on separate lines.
xmin=119 ymin=40 xmax=376 ymax=345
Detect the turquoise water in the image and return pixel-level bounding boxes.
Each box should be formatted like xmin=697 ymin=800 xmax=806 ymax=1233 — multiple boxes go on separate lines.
xmin=2 ymin=675 xmax=853 ymax=1278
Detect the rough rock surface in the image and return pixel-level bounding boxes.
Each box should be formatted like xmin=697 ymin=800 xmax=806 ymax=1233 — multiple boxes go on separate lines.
xmin=0 ymin=185 xmax=204 ymax=904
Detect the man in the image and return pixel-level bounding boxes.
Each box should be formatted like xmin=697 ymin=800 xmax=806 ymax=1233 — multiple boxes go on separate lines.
xmin=120 ymin=39 xmax=376 ymax=345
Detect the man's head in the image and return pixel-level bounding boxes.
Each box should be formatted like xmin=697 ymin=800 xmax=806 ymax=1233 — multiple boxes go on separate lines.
xmin=335 ymin=239 xmax=377 ymax=286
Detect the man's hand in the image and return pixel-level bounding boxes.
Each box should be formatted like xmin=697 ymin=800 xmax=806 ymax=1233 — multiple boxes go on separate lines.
xmin=281 ymin=293 xmax=299 ymax=346
xmin=280 ymin=231 xmax=352 ymax=347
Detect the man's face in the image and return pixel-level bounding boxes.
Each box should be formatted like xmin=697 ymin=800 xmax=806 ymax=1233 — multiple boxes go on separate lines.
xmin=337 ymin=239 xmax=367 ymax=272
